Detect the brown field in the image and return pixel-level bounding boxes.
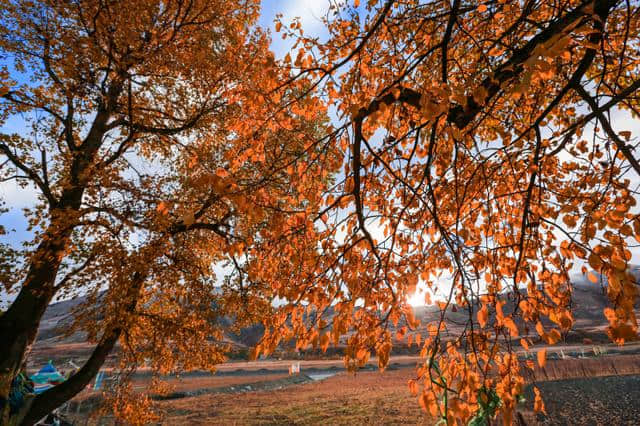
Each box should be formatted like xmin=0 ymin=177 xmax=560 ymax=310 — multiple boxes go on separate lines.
xmin=70 ymin=373 xmax=292 ymax=407
xmin=58 ymin=351 xmax=640 ymax=425
xmin=158 ymin=369 xmax=431 ymax=425
xmin=150 ymin=353 xmax=640 ymax=425
xmin=132 ymin=374 xmax=291 ymax=393
xmin=527 ymin=353 xmax=640 ymax=382
xmin=518 ymin=375 xmax=640 ymax=425
xmin=212 ymin=355 xmax=424 ymax=373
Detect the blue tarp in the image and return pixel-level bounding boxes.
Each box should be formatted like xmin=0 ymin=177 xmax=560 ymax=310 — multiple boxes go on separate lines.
xmin=30 ymin=361 xmax=65 ymax=390
xmin=8 ymin=373 xmax=34 ymax=414
xmin=38 ymin=362 xmax=57 ymax=373
xmin=33 ymin=383 xmax=55 ymax=394
xmin=93 ymin=371 xmax=105 ymax=391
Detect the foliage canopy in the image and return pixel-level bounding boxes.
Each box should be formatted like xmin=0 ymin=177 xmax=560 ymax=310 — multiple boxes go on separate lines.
xmin=0 ymin=0 xmax=334 ymax=423
xmin=256 ymin=0 xmax=640 ymax=423
xmin=1 ymin=0 xmax=640 ymax=424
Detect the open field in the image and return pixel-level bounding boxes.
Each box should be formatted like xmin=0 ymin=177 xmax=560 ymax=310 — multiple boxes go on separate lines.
xmin=157 ymin=369 xmax=431 ymax=425
xmin=32 ymin=295 xmax=640 ymax=424
xmin=518 ymin=375 xmax=640 ymax=425
xmin=58 ymin=352 xmax=640 ymax=425
xmin=526 ymin=353 xmax=640 ymax=381
xmin=154 ymin=353 xmax=640 ymax=425
xmin=128 ymin=374 xmax=293 ymax=395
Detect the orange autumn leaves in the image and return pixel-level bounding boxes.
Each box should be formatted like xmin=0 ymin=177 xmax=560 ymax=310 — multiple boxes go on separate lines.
xmin=534 ymin=386 xmax=547 ymax=415
xmin=0 ymin=0 xmax=337 ymax=423
xmin=537 ymin=349 xmax=547 ymax=369
xmin=255 ymin=0 xmax=640 ymax=425
xmin=3 ymin=0 xmax=640 ymax=424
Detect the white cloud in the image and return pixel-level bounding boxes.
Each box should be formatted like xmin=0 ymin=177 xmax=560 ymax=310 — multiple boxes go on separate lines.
xmin=261 ymin=0 xmax=331 ymax=58
xmin=280 ymin=0 xmax=330 ymax=30
xmin=0 ymin=180 xmax=39 ymax=210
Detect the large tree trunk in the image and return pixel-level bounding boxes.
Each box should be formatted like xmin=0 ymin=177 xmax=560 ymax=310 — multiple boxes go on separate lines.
xmin=0 ymin=101 xmax=115 ymax=422
xmin=20 ymin=329 xmax=122 ymax=426
xmin=0 ymin=214 xmax=75 ymax=420
xmin=6 ymin=329 xmax=120 ymax=426
xmin=5 ymin=272 xmax=145 ymax=426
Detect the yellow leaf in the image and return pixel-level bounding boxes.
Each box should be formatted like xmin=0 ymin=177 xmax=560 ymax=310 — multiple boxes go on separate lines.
xmin=562 ymin=215 xmax=577 ymax=227
xmin=419 ymin=392 xmax=428 ymax=411
xmin=156 ymin=201 xmax=169 ymax=215
xmin=537 ymin=348 xmax=547 ymax=368
xmin=546 ymin=329 xmax=561 ymax=344
xmin=607 ymin=324 xmax=639 ymax=344
xmin=477 ymin=304 xmax=488 ymax=328
xmin=619 ymin=130 xmax=632 ymax=141
xmin=534 ymin=386 xmax=546 ymax=414
xmin=408 ymin=379 xmax=418 ymax=395
xmin=320 ymin=333 xmax=330 ymax=352
xmin=588 ymin=253 xmax=602 ymax=271
xmin=504 ymin=317 xmax=519 ymax=337
xmin=215 ymin=167 xmax=229 ymax=178
xmin=181 ymin=211 xmax=195 ymax=227
xmin=611 ymin=254 xmax=626 ymax=271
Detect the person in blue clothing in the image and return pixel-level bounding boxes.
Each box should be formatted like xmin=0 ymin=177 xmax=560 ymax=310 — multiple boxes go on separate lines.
xmin=7 ymin=369 xmax=34 ymax=415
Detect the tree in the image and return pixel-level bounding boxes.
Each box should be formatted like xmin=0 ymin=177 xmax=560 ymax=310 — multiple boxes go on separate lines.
xmin=252 ymin=0 xmax=640 ymax=423
xmin=0 ymin=1 xmax=335 ymax=423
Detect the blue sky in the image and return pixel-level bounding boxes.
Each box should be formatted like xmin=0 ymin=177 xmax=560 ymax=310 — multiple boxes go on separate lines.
xmin=0 ymin=0 xmax=333 ymax=249
xmin=259 ymin=0 xmax=331 ymax=57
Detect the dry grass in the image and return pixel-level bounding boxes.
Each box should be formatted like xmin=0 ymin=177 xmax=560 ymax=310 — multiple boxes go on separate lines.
xmin=71 ymin=373 xmax=292 ymax=405
xmin=156 ymin=354 xmax=640 ymax=425
xmin=210 ymin=355 xmax=423 ymax=373
xmin=158 ymin=369 xmax=432 ymax=425
xmin=526 ymin=353 xmax=640 ymax=382
xmin=136 ymin=374 xmax=291 ymax=393
xmin=69 ymin=353 xmax=640 ymax=425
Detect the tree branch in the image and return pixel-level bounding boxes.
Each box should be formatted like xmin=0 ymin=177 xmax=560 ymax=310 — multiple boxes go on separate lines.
xmin=21 ymin=272 xmax=147 ymax=425
xmin=575 ymin=84 xmax=640 ymax=177
xmin=0 ymin=143 xmax=57 ymax=206
xmin=352 ymin=0 xmax=613 ymax=130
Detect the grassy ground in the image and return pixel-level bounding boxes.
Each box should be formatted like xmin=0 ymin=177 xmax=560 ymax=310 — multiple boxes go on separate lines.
xmin=519 ymin=375 xmax=640 ymax=425
xmin=527 ymin=353 xmax=640 ymax=381
xmin=138 ymin=374 xmax=291 ymax=393
xmin=156 ymin=354 xmax=640 ymax=425
xmin=67 ymin=353 xmax=640 ymax=425
xmin=158 ymin=369 xmax=432 ymax=425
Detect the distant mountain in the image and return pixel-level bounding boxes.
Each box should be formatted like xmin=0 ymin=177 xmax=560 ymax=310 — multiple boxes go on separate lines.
xmin=32 ymin=268 xmax=639 ymax=362
xmin=36 ymin=295 xmax=92 ymax=342
xmin=33 ymin=292 xmax=262 ymax=353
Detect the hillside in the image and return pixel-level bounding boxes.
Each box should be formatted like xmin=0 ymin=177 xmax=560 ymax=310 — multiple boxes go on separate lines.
xmin=31 ymin=268 xmax=639 ymax=367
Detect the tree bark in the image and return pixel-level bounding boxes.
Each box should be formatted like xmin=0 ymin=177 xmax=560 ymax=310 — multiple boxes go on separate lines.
xmin=0 ymin=214 xmax=75 ymax=419
xmin=8 ymin=273 xmax=145 ymax=426
xmin=0 ymin=97 xmax=117 ymax=420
